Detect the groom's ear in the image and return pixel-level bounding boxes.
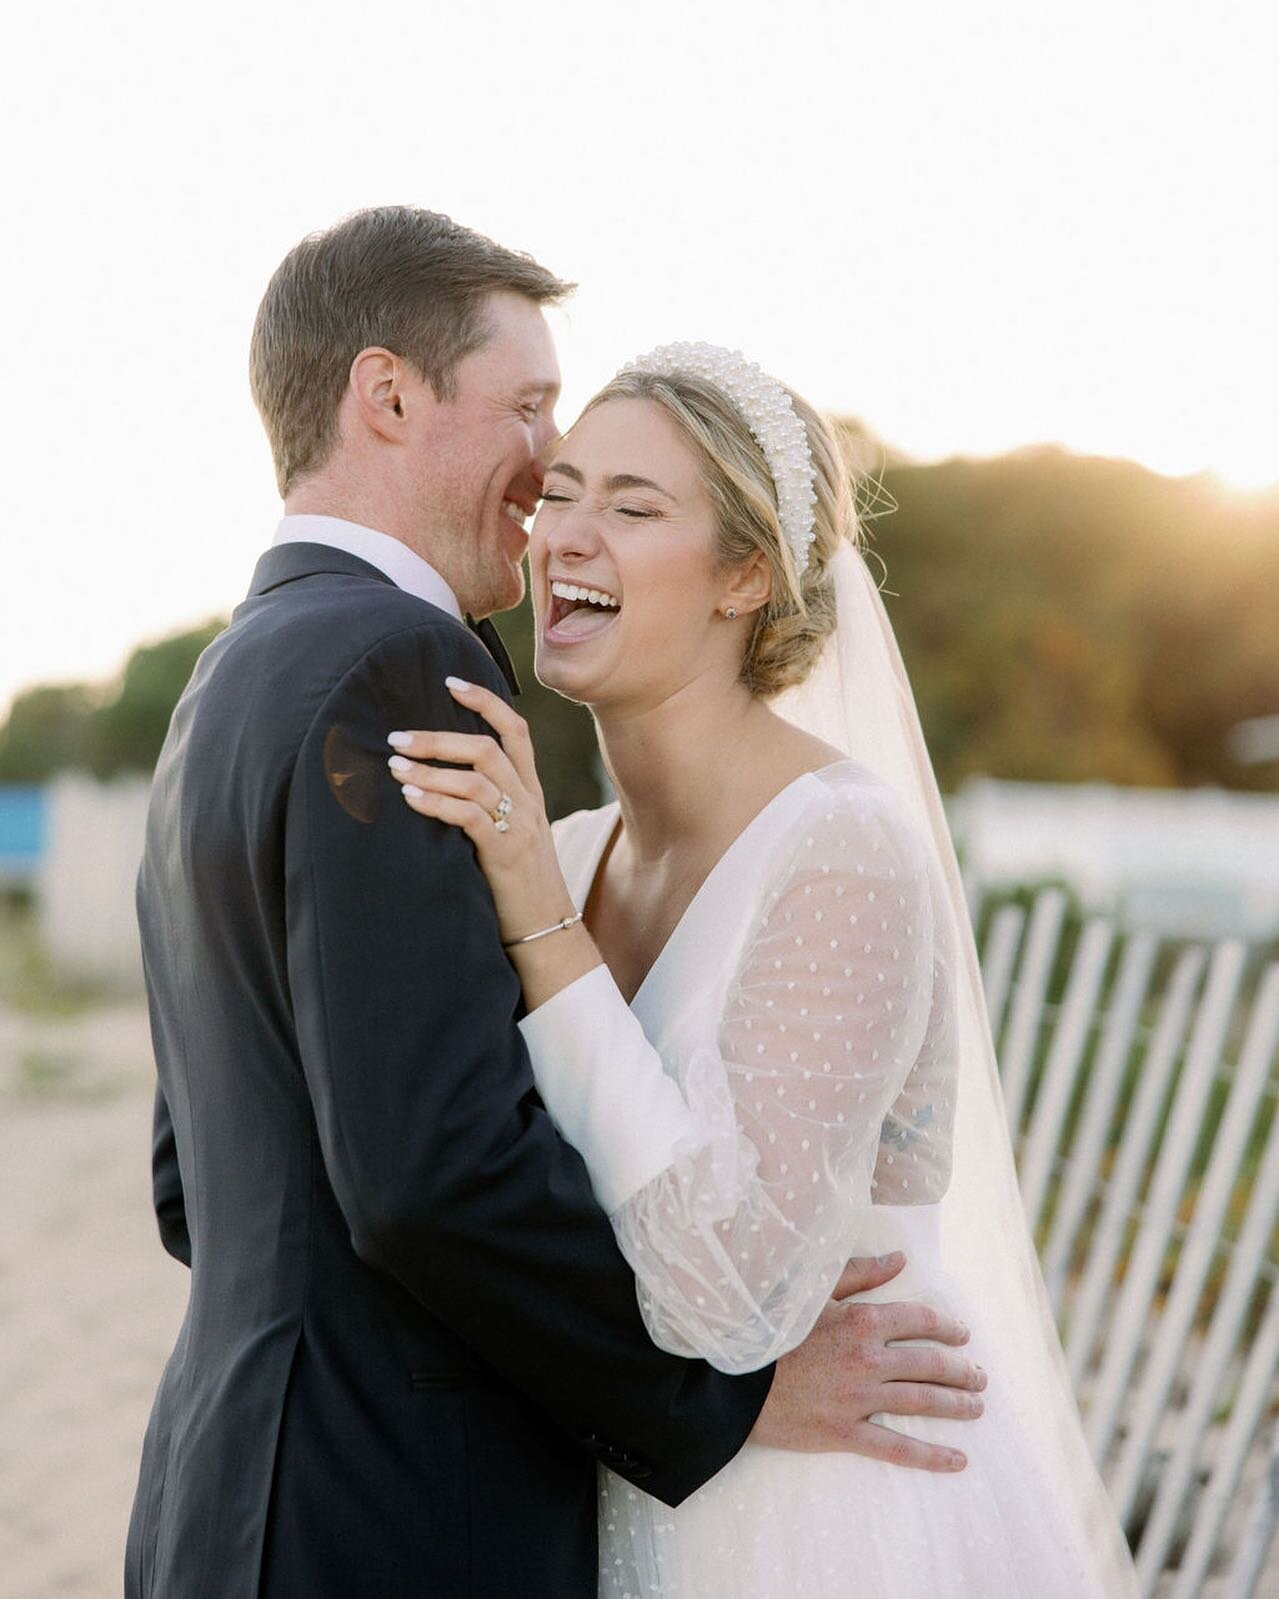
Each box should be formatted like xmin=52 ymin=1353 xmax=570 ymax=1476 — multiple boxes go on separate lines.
xmin=348 ymin=347 xmax=417 ymax=444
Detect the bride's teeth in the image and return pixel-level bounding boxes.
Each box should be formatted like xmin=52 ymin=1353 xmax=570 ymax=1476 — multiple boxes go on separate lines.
xmin=550 ymin=579 xmax=620 ymax=609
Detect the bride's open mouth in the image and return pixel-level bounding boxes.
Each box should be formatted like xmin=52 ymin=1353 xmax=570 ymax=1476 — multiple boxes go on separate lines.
xmin=544 ymin=579 xmax=622 ymax=644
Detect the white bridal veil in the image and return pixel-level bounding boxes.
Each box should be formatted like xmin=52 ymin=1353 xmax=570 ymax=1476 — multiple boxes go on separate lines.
xmin=774 ymin=544 xmax=1138 ymax=1595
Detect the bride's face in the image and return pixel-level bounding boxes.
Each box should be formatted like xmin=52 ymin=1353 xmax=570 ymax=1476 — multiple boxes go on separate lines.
xmin=529 ymin=397 xmax=739 ymax=709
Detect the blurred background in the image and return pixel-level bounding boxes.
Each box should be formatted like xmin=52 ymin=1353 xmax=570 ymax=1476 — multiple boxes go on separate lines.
xmin=1 ymin=1 xmax=1275 ymax=1595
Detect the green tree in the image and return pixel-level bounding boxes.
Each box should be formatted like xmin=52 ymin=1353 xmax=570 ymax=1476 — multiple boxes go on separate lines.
xmin=86 ymin=621 xmax=227 ymax=778
xmin=863 ymin=442 xmax=1279 ymax=793
xmin=0 ymin=683 xmax=97 ymax=782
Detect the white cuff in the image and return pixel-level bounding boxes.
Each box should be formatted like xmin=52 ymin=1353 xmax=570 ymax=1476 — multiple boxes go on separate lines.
xmin=519 ymin=964 xmax=698 ymax=1213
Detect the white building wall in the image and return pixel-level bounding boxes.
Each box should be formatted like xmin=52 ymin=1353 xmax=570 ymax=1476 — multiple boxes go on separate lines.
xmin=37 ymin=773 xmax=150 ymax=988
xmin=950 ymin=778 xmax=1279 ymax=940
xmin=29 ymin=772 xmax=1279 ymax=986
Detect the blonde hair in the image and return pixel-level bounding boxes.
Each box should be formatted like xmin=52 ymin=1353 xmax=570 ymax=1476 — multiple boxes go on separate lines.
xmin=581 ymin=371 xmax=862 ymax=696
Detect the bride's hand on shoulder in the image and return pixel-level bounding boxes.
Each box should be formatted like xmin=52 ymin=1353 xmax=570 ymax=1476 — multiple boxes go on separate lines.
xmin=385 ymin=677 xmax=576 ymax=949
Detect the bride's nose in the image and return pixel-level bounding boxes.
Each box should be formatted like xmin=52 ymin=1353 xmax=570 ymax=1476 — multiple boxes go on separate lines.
xmin=536 ymin=500 xmax=603 ymax=562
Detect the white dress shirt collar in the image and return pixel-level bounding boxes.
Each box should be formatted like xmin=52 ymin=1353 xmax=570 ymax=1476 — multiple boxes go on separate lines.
xmin=273 ymin=514 xmax=462 ymax=622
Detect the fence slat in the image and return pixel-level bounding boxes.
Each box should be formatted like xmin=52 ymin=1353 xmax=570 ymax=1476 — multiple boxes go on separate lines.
xmin=1133 ymin=1061 xmax=1279 ymax=1587
xmin=1085 ymin=940 xmax=1246 ymax=1463
xmin=1065 ymin=946 xmax=1206 ymax=1384
xmin=1167 ymin=1286 xmax=1279 ymax=1599
xmin=1111 ymin=964 xmax=1279 ymax=1526
xmin=1223 ymin=1418 xmax=1279 ymax=1599
xmin=1042 ymin=931 xmax=1159 ymax=1309
xmin=999 ymin=889 xmax=1067 ymax=1134
xmin=979 ymin=902 xmax=1025 ymax=1048
xmin=1018 ymin=919 xmax=1115 ymax=1229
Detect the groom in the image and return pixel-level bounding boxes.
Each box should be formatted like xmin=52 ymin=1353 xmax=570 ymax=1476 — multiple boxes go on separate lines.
xmin=126 ymin=206 xmax=984 ymax=1599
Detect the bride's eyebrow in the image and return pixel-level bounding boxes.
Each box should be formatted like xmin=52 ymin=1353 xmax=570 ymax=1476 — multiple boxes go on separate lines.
xmin=607 ymin=473 xmax=674 ymax=500
xmin=544 ymin=461 xmax=674 ymax=500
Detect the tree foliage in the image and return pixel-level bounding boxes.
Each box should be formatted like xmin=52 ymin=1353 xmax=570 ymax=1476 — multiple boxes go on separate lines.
xmin=865 ymin=445 xmax=1279 ymax=793
xmin=1 ymin=448 xmax=1275 ymax=803
xmin=0 ymin=622 xmax=224 ymax=782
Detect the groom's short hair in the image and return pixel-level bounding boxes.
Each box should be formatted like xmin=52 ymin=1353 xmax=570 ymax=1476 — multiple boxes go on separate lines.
xmin=250 ymin=206 xmax=573 ymax=496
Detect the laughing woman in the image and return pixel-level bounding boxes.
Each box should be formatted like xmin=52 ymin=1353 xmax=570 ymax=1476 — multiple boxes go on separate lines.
xmin=389 ymin=344 xmax=1138 ymax=1598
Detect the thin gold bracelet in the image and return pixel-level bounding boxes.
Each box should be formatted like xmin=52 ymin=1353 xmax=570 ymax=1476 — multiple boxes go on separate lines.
xmin=503 ymin=911 xmax=584 ymax=949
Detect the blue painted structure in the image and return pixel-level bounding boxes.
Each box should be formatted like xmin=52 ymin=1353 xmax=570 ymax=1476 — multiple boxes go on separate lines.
xmin=0 ymin=785 xmax=46 ymax=884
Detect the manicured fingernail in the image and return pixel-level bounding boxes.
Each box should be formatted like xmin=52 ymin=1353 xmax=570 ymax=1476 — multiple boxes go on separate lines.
xmin=445 ymin=676 xmax=472 ymax=691
xmin=949 ymin=1452 xmax=966 ymax=1471
xmin=387 ymin=731 xmax=412 ymax=748
xmin=402 ymin=785 xmax=423 ymax=799
xmin=878 ymin=1251 xmax=903 ymax=1266
xmin=388 ymin=755 xmax=412 ymax=773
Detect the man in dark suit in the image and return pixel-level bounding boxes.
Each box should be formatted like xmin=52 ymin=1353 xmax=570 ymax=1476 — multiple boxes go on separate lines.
xmin=126 ymin=207 xmax=984 ymax=1599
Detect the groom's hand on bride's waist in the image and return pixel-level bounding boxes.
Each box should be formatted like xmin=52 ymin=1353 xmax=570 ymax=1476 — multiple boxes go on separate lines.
xmin=748 ymin=1253 xmax=986 ymax=1472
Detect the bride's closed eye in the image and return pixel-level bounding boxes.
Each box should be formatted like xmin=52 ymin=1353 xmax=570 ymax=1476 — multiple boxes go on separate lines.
xmin=541 ymin=490 xmax=658 ymax=520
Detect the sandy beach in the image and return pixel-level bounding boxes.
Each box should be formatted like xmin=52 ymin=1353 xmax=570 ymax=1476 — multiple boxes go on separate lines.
xmin=0 ymin=1003 xmax=186 ymax=1598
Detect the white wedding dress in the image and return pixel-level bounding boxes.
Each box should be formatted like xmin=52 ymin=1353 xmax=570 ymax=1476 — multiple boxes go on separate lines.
xmin=519 ymin=760 xmax=1131 ymax=1598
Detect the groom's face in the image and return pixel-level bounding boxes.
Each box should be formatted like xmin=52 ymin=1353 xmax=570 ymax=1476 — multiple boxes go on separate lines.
xmin=409 ymin=291 xmax=561 ymax=619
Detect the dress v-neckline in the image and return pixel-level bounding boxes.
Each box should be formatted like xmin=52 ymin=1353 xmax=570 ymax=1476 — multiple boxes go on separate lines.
xmin=574 ymin=761 xmax=852 ymax=1012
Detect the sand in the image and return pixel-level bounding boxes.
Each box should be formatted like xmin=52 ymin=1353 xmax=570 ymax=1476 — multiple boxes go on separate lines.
xmin=0 ymin=1000 xmax=186 ymax=1598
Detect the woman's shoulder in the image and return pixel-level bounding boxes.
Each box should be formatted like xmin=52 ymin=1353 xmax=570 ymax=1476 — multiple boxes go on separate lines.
xmin=799 ymin=758 xmax=921 ymax=832
xmin=775 ymin=759 xmax=934 ymax=881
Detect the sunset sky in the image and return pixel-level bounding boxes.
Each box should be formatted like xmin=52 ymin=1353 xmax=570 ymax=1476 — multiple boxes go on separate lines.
xmin=2 ymin=0 xmax=1275 ymax=720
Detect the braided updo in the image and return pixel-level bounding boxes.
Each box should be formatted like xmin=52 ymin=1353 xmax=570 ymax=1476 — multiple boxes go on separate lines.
xmin=580 ymin=370 xmax=861 ymax=697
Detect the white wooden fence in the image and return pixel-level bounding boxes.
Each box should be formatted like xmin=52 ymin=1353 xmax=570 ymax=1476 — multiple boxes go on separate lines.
xmin=982 ymin=890 xmax=1279 ymax=1597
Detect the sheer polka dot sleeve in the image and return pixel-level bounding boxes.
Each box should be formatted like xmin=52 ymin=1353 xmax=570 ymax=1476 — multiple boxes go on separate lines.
xmin=518 ymin=781 xmax=952 ymax=1373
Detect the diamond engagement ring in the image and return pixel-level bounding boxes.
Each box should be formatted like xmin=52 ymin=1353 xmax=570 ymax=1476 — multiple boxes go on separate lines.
xmin=491 ymin=793 xmax=513 ymax=832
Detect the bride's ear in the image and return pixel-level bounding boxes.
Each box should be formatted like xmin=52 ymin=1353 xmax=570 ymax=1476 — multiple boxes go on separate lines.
xmin=721 ymin=551 xmax=772 ymax=619
xmin=348 ymin=347 xmax=413 ymax=443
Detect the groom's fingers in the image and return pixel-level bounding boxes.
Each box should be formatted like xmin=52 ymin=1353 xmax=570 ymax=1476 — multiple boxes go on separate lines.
xmin=874 ymin=1381 xmax=985 ymax=1422
xmin=878 ymin=1342 xmax=986 ymax=1393
xmin=845 ymin=1422 xmax=969 ymax=1474
xmin=831 ymin=1253 xmax=905 ymax=1298
xmin=863 ymin=1298 xmax=971 ymax=1348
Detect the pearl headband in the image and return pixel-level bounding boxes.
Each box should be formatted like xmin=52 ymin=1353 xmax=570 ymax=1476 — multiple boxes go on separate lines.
xmin=620 ymin=341 xmax=819 ymax=578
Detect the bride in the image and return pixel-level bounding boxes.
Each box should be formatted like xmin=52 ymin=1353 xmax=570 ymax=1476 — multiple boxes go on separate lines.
xmin=387 ymin=343 xmax=1139 ymax=1596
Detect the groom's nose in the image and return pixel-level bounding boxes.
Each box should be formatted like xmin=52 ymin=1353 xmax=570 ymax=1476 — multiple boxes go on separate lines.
xmin=532 ymin=417 xmax=561 ymax=480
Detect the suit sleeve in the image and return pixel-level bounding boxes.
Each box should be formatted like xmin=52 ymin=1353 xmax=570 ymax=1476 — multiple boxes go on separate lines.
xmin=151 ymin=1081 xmax=191 ymax=1267
xmin=283 ymin=620 xmax=773 ymax=1505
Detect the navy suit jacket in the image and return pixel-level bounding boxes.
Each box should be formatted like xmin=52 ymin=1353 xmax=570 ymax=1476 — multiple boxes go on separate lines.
xmin=125 ymin=544 xmax=772 ymax=1599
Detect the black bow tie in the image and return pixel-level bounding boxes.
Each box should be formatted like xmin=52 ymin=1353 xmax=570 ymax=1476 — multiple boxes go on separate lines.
xmin=465 ymin=614 xmax=521 ymax=697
